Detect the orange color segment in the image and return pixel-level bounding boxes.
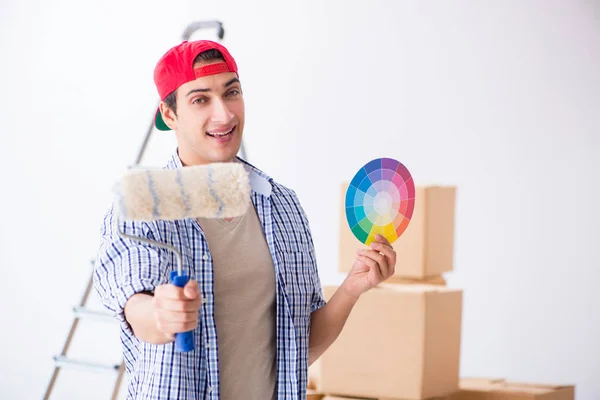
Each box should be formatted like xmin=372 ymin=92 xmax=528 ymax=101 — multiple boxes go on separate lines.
xmin=396 ymin=216 xmax=411 ymax=237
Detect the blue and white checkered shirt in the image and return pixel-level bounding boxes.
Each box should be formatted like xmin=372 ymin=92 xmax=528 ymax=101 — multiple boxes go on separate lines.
xmin=93 ymin=152 xmax=326 ymax=399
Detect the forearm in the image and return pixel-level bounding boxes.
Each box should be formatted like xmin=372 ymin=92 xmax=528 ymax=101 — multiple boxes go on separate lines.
xmin=124 ymin=292 xmax=172 ymax=345
xmin=308 ymin=284 xmax=359 ymax=365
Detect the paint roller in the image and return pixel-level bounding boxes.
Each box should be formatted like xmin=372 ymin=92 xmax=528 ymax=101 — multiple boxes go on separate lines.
xmin=112 ymin=162 xmax=251 ymax=352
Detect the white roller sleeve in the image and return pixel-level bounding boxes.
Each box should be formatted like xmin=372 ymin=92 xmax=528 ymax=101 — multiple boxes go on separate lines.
xmin=114 ymin=162 xmax=251 ymax=221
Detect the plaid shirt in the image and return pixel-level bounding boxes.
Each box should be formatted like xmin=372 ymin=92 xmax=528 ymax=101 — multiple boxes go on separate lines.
xmin=93 ymin=152 xmax=326 ymax=399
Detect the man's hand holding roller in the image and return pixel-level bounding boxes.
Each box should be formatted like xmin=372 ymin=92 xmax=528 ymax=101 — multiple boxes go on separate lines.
xmin=124 ymin=279 xmax=201 ymax=344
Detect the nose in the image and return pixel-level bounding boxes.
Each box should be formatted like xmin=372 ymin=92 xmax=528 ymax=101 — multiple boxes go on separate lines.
xmin=210 ymin=98 xmax=234 ymax=124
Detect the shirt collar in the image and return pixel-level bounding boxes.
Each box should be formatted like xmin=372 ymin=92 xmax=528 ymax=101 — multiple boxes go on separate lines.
xmin=166 ymin=150 xmax=273 ymax=197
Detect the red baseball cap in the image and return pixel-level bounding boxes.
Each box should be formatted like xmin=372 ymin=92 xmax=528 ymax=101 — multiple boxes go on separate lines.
xmin=153 ymin=40 xmax=239 ymax=131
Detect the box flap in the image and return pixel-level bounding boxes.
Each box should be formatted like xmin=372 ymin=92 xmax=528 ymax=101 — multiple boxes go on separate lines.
xmin=500 ymin=381 xmax=575 ymax=392
xmin=459 ymin=378 xmax=574 ymax=396
xmin=460 ymin=377 xmax=506 ymax=388
xmin=322 ymin=397 xmax=374 ymax=400
xmin=377 ymin=282 xmax=461 ymax=294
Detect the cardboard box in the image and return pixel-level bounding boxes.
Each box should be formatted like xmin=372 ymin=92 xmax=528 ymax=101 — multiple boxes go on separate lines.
xmin=321 ymin=392 xmax=454 ymax=400
xmin=385 ymin=274 xmax=446 ymax=286
xmin=308 ymin=359 xmax=321 ymax=390
xmin=319 ymin=284 xmax=463 ymax=399
xmin=323 ymin=396 xmax=452 ymax=400
xmin=339 ymin=183 xmax=456 ymax=279
xmin=450 ymin=378 xmax=575 ymax=400
xmin=307 ymin=389 xmax=324 ymax=400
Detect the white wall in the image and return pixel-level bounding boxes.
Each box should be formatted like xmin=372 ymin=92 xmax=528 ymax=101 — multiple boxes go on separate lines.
xmin=1 ymin=0 xmax=598 ymax=399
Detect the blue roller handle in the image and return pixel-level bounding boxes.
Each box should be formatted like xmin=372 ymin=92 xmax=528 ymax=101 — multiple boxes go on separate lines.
xmin=169 ymin=271 xmax=195 ymax=352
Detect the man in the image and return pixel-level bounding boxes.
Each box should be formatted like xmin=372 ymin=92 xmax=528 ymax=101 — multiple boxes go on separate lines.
xmin=94 ymin=40 xmax=396 ymax=400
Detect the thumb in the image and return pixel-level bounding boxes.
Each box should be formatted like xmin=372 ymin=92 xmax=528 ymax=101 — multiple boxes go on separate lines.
xmin=183 ymin=279 xmax=199 ymax=299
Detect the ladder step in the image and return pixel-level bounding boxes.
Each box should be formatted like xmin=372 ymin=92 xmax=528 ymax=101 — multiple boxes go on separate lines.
xmin=72 ymin=306 xmax=115 ymax=321
xmin=53 ymin=356 xmax=120 ymax=373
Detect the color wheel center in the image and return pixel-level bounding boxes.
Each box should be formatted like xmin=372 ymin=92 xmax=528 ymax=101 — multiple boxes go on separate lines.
xmin=374 ymin=192 xmax=392 ymax=216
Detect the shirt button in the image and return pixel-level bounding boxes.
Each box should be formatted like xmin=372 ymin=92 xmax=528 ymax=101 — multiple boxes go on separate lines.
xmin=209 ymin=386 xmax=213 ymax=393
xmin=202 ymin=298 xmax=208 ymax=304
xmin=202 ymin=254 xmax=208 ymax=260
xmin=206 ymin=342 xmax=211 ymax=348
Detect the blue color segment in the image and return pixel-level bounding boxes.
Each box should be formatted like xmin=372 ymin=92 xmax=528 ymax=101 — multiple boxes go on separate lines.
xmin=346 ymin=206 xmax=359 ymax=228
xmin=350 ymin=167 xmax=367 ymax=189
xmin=358 ymin=175 xmax=372 ymax=194
xmin=354 ymin=204 xmax=366 ymax=223
xmin=345 ymin=185 xmax=357 ymax=208
xmin=363 ymin=158 xmax=382 ymax=174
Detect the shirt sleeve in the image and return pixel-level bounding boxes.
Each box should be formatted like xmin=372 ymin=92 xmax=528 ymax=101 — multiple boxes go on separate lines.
xmin=309 ymin=250 xmax=327 ymax=313
xmin=294 ymin=194 xmax=327 ymax=313
xmin=93 ymin=206 xmax=166 ymax=336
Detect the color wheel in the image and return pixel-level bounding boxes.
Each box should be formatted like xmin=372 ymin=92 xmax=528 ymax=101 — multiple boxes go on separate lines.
xmin=345 ymin=158 xmax=415 ymax=246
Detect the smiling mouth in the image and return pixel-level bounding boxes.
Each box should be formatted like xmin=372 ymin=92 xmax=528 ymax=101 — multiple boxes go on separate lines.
xmin=206 ymin=126 xmax=235 ymax=138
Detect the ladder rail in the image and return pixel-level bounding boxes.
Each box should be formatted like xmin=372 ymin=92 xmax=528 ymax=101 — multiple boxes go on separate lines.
xmin=43 ymin=266 xmax=96 ymax=400
xmin=111 ymin=362 xmax=126 ymax=400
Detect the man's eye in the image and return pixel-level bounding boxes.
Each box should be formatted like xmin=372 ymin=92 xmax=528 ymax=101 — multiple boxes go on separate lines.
xmin=192 ymin=97 xmax=208 ymax=104
xmin=226 ymin=89 xmax=240 ymax=97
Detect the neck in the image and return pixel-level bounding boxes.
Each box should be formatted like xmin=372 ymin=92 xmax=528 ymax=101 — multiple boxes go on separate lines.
xmin=177 ymin=149 xmax=236 ymax=167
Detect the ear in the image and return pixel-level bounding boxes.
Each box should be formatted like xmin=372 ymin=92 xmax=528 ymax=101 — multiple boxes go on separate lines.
xmin=159 ymin=101 xmax=178 ymax=130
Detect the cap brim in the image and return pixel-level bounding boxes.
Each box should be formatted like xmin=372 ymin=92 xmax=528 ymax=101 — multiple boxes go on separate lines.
xmin=155 ymin=107 xmax=171 ymax=131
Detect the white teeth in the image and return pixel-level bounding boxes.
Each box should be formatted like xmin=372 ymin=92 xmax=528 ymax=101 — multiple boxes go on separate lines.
xmin=208 ymin=127 xmax=234 ymax=137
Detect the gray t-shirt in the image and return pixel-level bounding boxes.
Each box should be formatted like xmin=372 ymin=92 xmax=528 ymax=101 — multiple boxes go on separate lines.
xmin=197 ymin=202 xmax=277 ymax=400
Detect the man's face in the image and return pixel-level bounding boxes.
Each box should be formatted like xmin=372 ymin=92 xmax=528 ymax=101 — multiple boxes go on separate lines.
xmin=159 ymin=60 xmax=245 ymax=166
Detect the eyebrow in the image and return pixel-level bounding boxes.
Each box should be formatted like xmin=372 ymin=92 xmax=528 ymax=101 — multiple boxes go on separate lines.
xmin=186 ymin=78 xmax=241 ymax=97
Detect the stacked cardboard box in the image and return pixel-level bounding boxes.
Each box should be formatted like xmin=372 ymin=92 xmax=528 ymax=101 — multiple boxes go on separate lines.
xmin=449 ymin=378 xmax=575 ymax=399
xmin=308 ymin=183 xmax=575 ymax=400
xmin=316 ymin=283 xmax=462 ymax=399
xmin=310 ymin=184 xmax=460 ymax=399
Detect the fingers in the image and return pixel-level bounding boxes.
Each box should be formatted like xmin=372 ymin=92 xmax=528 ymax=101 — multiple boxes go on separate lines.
xmin=156 ymin=309 xmax=198 ymax=324
xmin=184 ymin=279 xmax=199 ymax=300
xmin=154 ymin=306 xmax=199 ymax=335
xmin=156 ymin=318 xmax=198 ymax=335
xmin=370 ymin=239 xmax=396 ymax=276
xmin=154 ymin=296 xmax=201 ymax=312
xmin=356 ymin=234 xmax=397 ymax=280
xmin=153 ymin=298 xmax=200 ymax=335
xmin=357 ymin=249 xmax=389 ymax=278
xmin=153 ymin=279 xmax=201 ymax=337
xmin=155 ymin=284 xmax=186 ymax=300
xmin=155 ymin=279 xmax=200 ymax=301
xmin=356 ymin=251 xmax=386 ymax=281
xmin=374 ymin=233 xmax=393 ymax=248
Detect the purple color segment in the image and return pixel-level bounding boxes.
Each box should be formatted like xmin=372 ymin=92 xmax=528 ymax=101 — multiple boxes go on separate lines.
xmin=368 ymin=169 xmax=382 ymax=184
xmin=381 ymin=168 xmax=395 ymax=182
xmin=381 ymin=158 xmax=399 ymax=170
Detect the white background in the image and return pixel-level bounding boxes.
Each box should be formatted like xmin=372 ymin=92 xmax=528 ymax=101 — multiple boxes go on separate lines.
xmin=1 ymin=0 xmax=598 ymax=399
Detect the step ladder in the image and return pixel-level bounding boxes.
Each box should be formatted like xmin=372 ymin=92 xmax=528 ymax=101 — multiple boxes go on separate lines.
xmin=43 ymin=261 xmax=125 ymax=400
xmin=43 ymin=20 xmax=244 ymax=399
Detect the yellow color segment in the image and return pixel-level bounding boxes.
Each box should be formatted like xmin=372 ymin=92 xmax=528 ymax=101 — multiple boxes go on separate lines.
xmin=366 ymin=223 xmax=398 ymax=246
